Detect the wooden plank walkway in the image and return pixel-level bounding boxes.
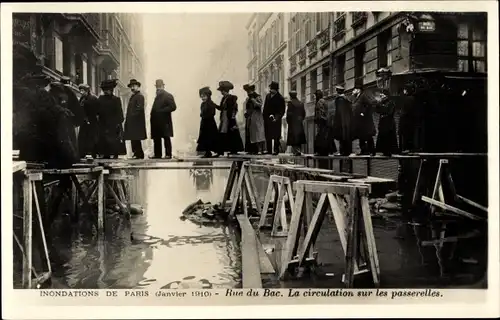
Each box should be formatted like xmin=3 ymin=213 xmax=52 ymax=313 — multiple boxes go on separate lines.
xmin=89 ymin=152 xmax=487 ymax=165
xmin=236 ymin=215 xmax=262 ymax=288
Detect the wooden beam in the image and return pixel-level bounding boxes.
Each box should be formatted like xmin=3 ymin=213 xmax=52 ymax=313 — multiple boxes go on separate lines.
xmin=297 ymin=193 xmax=327 ymax=267
xmin=256 ymin=235 xmax=276 ymax=274
xmin=236 ymin=215 xmax=262 ymax=288
xmin=457 ymin=195 xmax=488 ymax=212
xmin=422 ymin=196 xmax=486 ymax=221
xmin=13 ymin=161 xmax=27 ymax=173
xmin=97 ymin=171 xmax=104 ymax=233
xmin=295 ymin=180 xmax=369 ymax=196
xmin=22 ymin=175 xmax=33 ymax=289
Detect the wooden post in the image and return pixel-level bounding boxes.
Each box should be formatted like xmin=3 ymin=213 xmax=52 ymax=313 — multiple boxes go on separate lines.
xmin=97 ymin=170 xmax=104 ymax=234
xmin=22 ymin=174 xmax=33 ymax=288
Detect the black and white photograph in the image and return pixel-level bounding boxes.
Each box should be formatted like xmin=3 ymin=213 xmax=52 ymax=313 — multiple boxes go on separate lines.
xmin=2 ymin=2 xmax=499 ymax=319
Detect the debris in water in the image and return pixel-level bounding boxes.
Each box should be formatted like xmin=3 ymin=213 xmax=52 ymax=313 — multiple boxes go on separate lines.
xmin=130 ymin=204 xmax=144 ymax=216
xmin=180 ymin=199 xmax=229 ymax=226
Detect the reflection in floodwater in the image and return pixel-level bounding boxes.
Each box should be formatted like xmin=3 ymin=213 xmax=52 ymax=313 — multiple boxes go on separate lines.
xmin=190 ymin=163 xmax=214 ymax=191
xmin=47 ymin=162 xmax=241 ymax=289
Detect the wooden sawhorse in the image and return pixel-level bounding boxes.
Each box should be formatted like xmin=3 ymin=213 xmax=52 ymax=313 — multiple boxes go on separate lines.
xmin=103 ymin=169 xmax=134 ymax=214
xmin=258 ymin=174 xmax=294 ymax=237
xmin=13 ymin=166 xmax=52 ymax=289
xmin=38 ymin=167 xmax=105 ymax=233
xmin=280 ymin=180 xmax=380 ymax=288
xmin=222 ymin=161 xmax=261 ymax=218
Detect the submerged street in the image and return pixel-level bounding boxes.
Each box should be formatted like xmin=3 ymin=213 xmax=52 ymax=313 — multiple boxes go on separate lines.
xmin=26 ymin=162 xmax=485 ymax=290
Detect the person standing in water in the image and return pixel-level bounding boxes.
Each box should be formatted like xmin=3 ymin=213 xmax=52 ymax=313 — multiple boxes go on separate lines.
xmin=196 ymin=86 xmax=220 ymax=158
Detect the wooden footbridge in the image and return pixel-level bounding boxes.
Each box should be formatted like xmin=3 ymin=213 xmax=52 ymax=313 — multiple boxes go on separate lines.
xmin=12 ymin=152 xmax=488 ymax=289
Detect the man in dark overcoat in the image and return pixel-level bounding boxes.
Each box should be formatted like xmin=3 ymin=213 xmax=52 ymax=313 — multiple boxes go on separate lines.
xmin=77 ymin=84 xmax=100 ymax=158
xmin=61 ymin=76 xmax=86 ymax=138
xmin=286 ymin=90 xmax=306 ymax=156
xmin=124 ymin=79 xmax=147 ymax=159
xmin=332 ymin=85 xmax=353 ymax=156
xmin=313 ymin=89 xmax=335 ymax=156
xmin=263 ymin=81 xmax=286 ymax=155
xmin=352 ymin=85 xmax=376 ymax=155
xmin=150 ymin=79 xmax=177 ymax=159
xmin=97 ymin=79 xmax=125 ymax=159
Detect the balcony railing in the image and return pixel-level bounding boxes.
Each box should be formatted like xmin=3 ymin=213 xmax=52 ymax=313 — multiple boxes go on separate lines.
xmin=351 ymin=12 xmax=368 ymax=28
xmin=318 ymin=28 xmax=330 ymax=50
xmin=307 ymin=39 xmax=318 ymax=58
xmin=298 ymin=48 xmax=306 ymax=65
xmin=333 ymin=15 xmax=346 ymax=40
xmin=289 ymin=55 xmax=297 ymax=73
xmin=100 ymin=30 xmax=120 ymax=63
xmin=81 ymin=13 xmax=100 ymax=35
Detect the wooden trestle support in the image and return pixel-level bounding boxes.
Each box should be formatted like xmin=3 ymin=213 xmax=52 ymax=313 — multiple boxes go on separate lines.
xmin=221 ymin=160 xmax=381 ymax=288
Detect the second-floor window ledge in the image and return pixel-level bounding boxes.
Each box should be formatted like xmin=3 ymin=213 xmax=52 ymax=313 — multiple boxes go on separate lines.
xmin=319 ymin=28 xmax=330 ymax=50
xmin=351 ymin=12 xmax=368 ymax=28
xmin=333 ymin=15 xmax=346 ymax=40
xmin=307 ymin=40 xmax=317 ymax=58
xmin=298 ymin=48 xmax=307 ymax=65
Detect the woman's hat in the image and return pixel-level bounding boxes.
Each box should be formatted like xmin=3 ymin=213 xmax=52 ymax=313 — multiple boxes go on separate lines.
xmin=243 ymin=84 xmax=255 ymax=92
xmin=100 ymin=79 xmax=118 ymax=89
xmin=127 ymin=79 xmax=141 ymax=88
xmin=335 ymin=85 xmax=345 ymax=93
xmin=217 ymin=80 xmax=234 ymax=91
xmin=269 ymin=81 xmax=279 ymax=90
xmin=20 ymin=73 xmax=52 ymax=87
xmin=199 ymin=86 xmax=212 ymax=96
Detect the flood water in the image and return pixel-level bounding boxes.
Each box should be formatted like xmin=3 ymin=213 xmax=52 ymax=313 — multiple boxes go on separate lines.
xmin=46 ymin=163 xmax=242 ymax=289
xmin=14 ymin=161 xmax=487 ymax=290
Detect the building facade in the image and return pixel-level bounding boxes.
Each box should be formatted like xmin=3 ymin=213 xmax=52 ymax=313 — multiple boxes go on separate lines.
xmin=247 ymin=11 xmax=487 ymax=178
xmin=13 ymin=12 xmax=145 ymax=112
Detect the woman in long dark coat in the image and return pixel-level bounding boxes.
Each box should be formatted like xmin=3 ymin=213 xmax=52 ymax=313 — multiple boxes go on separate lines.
xmin=352 ymin=86 xmax=376 ymax=155
xmin=286 ymin=90 xmax=306 ymax=156
xmin=196 ymin=86 xmax=220 ymax=158
xmin=314 ymin=90 xmax=334 ymax=156
xmin=243 ymin=84 xmax=266 ymax=154
xmin=77 ymin=84 xmax=100 ymax=158
xmin=96 ymin=79 xmax=125 ymax=159
xmin=215 ymin=81 xmax=244 ymax=155
xmin=332 ymin=86 xmax=353 ymax=156
xmin=375 ymin=90 xmax=399 ymax=156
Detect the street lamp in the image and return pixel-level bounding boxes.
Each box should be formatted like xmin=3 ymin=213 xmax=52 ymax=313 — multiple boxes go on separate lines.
xmin=376 ymin=67 xmax=392 ymax=91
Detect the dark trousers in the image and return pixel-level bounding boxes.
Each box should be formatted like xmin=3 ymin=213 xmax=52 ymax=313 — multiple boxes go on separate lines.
xmin=359 ymin=137 xmax=375 ymax=154
xmin=153 ymin=137 xmax=172 ymax=158
xmin=266 ymin=138 xmax=280 ymax=154
xmin=131 ymin=140 xmax=144 ymax=158
xmin=338 ymin=139 xmax=352 ymax=156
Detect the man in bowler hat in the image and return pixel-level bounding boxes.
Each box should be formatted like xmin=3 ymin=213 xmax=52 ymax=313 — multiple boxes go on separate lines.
xmin=150 ymin=79 xmax=177 ymax=159
xmin=124 ymin=79 xmax=147 ymax=159
xmin=263 ymin=81 xmax=286 ymax=155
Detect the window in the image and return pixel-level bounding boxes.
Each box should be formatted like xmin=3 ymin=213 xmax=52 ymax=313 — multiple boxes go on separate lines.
xmin=316 ymin=12 xmax=321 ymax=33
xmin=273 ymin=22 xmax=278 ymax=51
xmin=300 ymin=76 xmax=306 ymax=101
xmin=91 ymin=64 xmax=96 ymax=93
xmin=354 ymin=43 xmax=366 ymax=86
xmin=321 ymin=12 xmax=329 ymax=30
xmin=82 ymin=59 xmax=88 ymax=84
xmin=54 ymin=35 xmax=63 ymax=72
xmin=305 ymin=16 xmax=312 ymax=42
xmin=291 ymin=80 xmax=297 ymax=91
xmin=279 ymin=13 xmax=284 ymax=44
xmin=457 ymin=21 xmax=486 ymax=72
xmin=378 ymin=29 xmax=392 ymax=68
xmin=335 ymin=54 xmax=345 ymax=85
xmin=310 ymin=70 xmax=317 ymax=100
xmin=322 ymin=64 xmax=330 ymax=95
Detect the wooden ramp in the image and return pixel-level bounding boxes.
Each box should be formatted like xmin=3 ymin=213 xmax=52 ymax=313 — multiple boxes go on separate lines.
xmin=236 ymin=215 xmax=276 ymax=288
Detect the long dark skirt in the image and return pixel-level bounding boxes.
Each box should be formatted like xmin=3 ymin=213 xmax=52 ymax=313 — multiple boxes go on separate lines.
xmin=197 ymin=118 xmax=219 ymax=152
xmin=376 ymin=116 xmax=399 ymax=155
xmin=219 ymin=128 xmax=244 ymax=153
xmin=98 ymin=124 xmax=126 ymax=157
xmin=78 ymin=121 xmax=99 ymax=157
xmin=314 ymin=124 xmax=336 ymax=155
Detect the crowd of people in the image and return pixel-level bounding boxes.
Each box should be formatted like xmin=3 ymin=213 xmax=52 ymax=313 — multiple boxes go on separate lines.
xmin=13 ymin=74 xmax=178 ymax=168
xmin=195 ymin=80 xmax=407 ymax=158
